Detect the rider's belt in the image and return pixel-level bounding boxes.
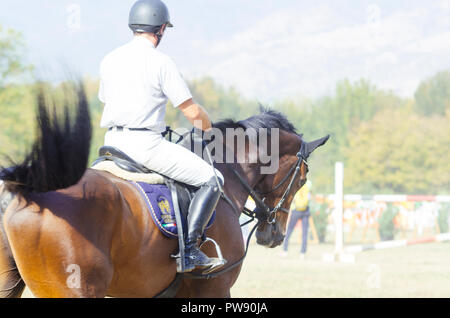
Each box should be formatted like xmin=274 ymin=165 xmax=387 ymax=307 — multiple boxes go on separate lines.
xmin=108 ymin=126 xmax=151 ymax=132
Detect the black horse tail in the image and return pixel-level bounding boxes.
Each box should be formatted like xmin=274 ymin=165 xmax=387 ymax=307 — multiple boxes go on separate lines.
xmin=0 ymin=81 xmax=92 ymax=197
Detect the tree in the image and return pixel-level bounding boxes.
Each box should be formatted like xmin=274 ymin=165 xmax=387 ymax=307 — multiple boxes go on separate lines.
xmin=414 ymin=71 xmax=450 ymax=116
xmin=0 ymin=25 xmax=32 ymax=87
xmin=165 ymin=77 xmax=259 ymax=129
xmin=0 ymin=25 xmax=35 ymax=163
xmin=344 ymin=107 xmax=450 ymax=194
xmin=188 ymin=77 xmax=259 ymax=121
xmin=275 ymin=79 xmax=406 ymax=193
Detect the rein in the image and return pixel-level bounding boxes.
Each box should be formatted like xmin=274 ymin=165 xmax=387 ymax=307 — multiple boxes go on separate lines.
xmin=183 ymin=219 xmax=260 ymax=280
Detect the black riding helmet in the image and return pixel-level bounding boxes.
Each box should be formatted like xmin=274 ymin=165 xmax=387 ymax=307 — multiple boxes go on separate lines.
xmin=128 ymin=0 xmax=173 ymax=34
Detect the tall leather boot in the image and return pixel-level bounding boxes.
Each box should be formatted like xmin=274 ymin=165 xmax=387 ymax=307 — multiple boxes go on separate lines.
xmin=181 ymin=177 xmax=223 ymax=273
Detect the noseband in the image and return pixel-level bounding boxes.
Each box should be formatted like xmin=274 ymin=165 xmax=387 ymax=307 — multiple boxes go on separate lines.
xmin=228 ymin=141 xmax=309 ymax=224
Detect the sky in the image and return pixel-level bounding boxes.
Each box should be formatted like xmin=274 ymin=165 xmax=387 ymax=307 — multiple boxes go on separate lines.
xmin=1 ymin=0 xmax=450 ymax=102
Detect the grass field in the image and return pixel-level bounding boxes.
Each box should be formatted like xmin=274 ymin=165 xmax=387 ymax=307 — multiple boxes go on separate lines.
xmin=21 ymin=236 xmax=450 ymax=298
xmin=230 ymin=241 xmax=450 ymax=297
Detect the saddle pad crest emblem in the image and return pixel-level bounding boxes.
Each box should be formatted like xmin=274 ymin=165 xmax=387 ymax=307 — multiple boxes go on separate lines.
xmin=131 ymin=181 xmax=215 ymax=239
xmin=157 ymin=196 xmax=176 ymax=226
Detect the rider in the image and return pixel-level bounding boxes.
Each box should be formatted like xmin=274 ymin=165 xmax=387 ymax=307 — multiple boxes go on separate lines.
xmin=98 ymin=0 xmax=225 ymax=273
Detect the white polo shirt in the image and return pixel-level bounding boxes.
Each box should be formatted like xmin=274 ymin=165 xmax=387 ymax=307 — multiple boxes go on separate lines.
xmin=98 ymin=36 xmax=192 ymax=133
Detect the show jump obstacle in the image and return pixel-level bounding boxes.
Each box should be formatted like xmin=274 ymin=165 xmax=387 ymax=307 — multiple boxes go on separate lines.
xmin=321 ymin=162 xmax=450 ymax=263
xmin=345 ymin=232 xmax=450 ymax=253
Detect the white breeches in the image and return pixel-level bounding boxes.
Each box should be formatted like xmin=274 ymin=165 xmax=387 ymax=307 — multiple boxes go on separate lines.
xmin=104 ymin=130 xmax=224 ymax=187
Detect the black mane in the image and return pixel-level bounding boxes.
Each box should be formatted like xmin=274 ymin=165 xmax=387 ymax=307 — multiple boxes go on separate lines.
xmin=213 ymin=107 xmax=297 ymax=135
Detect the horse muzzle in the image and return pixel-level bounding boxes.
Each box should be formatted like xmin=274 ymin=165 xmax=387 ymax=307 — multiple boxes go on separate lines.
xmin=255 ymin=223 xmax=285 ymax=248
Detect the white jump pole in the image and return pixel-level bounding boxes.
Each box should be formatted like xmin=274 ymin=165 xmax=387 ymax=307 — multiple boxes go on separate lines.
xmin=334 ymin=162 xmax=344 ymax=254
xmin=322 ymin=162 xmax=355 ymax=263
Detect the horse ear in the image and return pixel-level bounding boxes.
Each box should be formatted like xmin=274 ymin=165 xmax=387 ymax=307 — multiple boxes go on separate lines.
xmin=305 ymin=135 xmax=330 ymax=156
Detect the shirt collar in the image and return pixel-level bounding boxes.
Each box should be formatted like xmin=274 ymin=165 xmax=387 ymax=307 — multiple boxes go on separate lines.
xmin=133 ymin=36 xmax=156 ymax=48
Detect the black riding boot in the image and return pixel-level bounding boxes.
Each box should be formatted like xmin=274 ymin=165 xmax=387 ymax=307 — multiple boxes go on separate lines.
xmin=181 ymin=177 xmax=223 ymax=273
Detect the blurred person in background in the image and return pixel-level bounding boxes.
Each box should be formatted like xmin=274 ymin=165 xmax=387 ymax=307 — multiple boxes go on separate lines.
xmin=281 ymin=180 xmax=312 ymax=259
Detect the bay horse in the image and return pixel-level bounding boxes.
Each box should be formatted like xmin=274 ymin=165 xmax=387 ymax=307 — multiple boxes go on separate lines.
xmin=0 ymin=84 xmax=329 ymax=298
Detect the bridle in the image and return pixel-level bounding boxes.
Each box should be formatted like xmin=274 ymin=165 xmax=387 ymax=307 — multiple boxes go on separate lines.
xmin=227 ymin=139 xmax=309 ymax=224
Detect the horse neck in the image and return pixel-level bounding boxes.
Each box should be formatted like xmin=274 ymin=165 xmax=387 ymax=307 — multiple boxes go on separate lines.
xmin=216 ymin=161 xmax=264 ymax=216
xmin=211 ymin=129 xmax=297 ymax=215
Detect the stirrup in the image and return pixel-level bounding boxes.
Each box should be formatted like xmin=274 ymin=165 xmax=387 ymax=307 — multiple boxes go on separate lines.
xmin=172 ymin=237 xmax=227 ymax=274
xmin=199 ymin=237 xmax=227 ymax=274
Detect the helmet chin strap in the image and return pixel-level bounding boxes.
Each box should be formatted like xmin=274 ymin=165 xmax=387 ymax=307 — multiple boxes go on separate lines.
xmin=155 ymin=33 xmax=162 ymax=47
xmin=155 ymin=25 xmax=165 ymax=47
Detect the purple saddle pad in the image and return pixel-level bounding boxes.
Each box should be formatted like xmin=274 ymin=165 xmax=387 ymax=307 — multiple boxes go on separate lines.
xmin=131 ymin=181 xmax=215 ymax=239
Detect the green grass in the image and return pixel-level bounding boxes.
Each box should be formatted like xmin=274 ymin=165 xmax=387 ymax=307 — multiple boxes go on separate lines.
xmin=230 ymin=241 xmax=450 ymax=298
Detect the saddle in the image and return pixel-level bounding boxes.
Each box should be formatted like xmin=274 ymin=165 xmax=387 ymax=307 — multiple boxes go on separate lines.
xmin=91 ymin=145 xmax=225 ymax=273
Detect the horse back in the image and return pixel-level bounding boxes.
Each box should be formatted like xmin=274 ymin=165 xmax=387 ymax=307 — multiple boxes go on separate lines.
xmin=1 ymin=169 xmax=121 ymax=296
xmin=2 ymin=168 xmax=176 ymax=297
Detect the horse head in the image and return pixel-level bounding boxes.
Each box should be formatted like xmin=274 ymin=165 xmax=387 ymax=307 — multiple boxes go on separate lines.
xmin=254 ymin=132 xmax=329 ymax=248
xmin=213 ymin=109 xmax=329 ymax=249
